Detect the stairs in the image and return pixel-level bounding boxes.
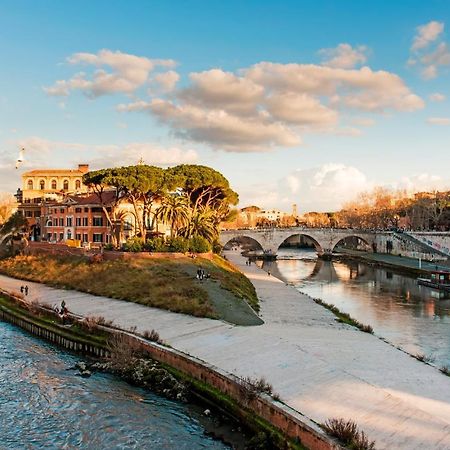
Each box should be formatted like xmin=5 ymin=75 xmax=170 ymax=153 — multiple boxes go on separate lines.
xmin=392 ymin=231 xmax=449 ymax=258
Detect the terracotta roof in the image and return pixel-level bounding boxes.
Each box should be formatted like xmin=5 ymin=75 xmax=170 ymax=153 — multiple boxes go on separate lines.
xmin=22 ymin=169 xmax=84 ymax=176
xmin=64 ymin=191 xmax=117 ymax=206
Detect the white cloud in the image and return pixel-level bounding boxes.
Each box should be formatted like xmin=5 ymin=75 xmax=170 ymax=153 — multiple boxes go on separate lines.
xmin=152 ymin=70 xmax=180 ymax=93
xmin=319 ymin=43 xmax=368 ymax=69
xmin=395 ymin=173 xmax=449 ymax=192
xmin=50 ymin=49 xmax=423 ymax=152
xmin=265 ymin=92 xmax=338 ymax=126
xmin=89 ymin=142 xmax=198 ymax=168
xmin=179 ymin=69 xmax=264 ymax=115
xmin=427 ymin=117 xmax=450 ymax=125
xmin=412 ymin=21 xmax=444 ymax=51
xmin=240 ymin=164 xmax=370 ymax=212
xmin=410 ymin=22 xmax=450 ymax=79
xmin=119 ymin=99 xmax=300 ymax=152
xmin=44 ymin=49 xmax=176 ymax=97
xmin=429 ymin=92 xmax=446 ymax=102
xmin=352 ymin=117 xmax=376 ymax=127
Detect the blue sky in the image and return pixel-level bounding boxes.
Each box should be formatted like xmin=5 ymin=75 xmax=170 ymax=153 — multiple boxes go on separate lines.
xmin=1 ymin=0 xmax=449 ymax=211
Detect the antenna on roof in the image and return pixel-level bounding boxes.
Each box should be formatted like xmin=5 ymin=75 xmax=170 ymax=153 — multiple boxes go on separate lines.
xmin=15 ymin=147 xmax=25 ymax=169
xmin=137 ymin=156 xmax=145 ymax=165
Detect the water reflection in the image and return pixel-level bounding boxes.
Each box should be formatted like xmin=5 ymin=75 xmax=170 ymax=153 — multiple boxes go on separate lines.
xmin=264 ymin=248 xmax=450 ymax=367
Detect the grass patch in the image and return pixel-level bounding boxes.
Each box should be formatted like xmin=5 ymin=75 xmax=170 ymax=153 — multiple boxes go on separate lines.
xmin=0 ymin=254 xmax=259 ymax=324
xmin=312 ymin=298 xmax=374 ymax=334
xmin=322 ymin=418 xmax=375 ymax=450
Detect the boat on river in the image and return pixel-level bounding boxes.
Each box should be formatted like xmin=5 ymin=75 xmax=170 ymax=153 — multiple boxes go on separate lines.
xmin=417 ymin=270 xmax=450 ymax=293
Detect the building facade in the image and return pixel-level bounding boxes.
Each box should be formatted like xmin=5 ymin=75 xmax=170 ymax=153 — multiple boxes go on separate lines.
xmin=17 ymin=164 xmax=90 ymax=240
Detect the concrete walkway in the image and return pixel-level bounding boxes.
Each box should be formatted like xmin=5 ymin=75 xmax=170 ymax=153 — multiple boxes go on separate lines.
xmin=2 ymin=252 xmax=450 ymax=449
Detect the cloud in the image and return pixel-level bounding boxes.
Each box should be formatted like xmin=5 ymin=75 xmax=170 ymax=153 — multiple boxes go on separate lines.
xmin=50 ymin=49 xmax=423 ymax=152
xmin=119 ymin=99 xmax=300 ymax=152
xmin=429 ymin=92 xmax=446 ymax=102
xmin=151 ymin=70 xmax=180 ymax=93
xmin=352 ymin=117 xmax=376 ymax=127
xmin=88 ymin=142 xmax=198 ymax=168
xmin=240 ymin=163 xmax=370 ymax=212
xmin=265 ymin=92 xmax=338 ymax=126
xmin=319 ymin=43 xmax=368 ymax=69
xmin=179 ymin=69 xmax=264 ymax=115
xmin=412 ymin=21 xmax=444 ymax=51
xmin=394 ymin=173 xmax=449 ymax=192
xmin=44 ymin=49 xmax=176 ymax=97
xmin=427 ymin=117 xmax=450 ymax=125
xmin=245 ymin=63 xmax=423 ymax=112
xmin=410 ymin=22 xmax=450 ymax=79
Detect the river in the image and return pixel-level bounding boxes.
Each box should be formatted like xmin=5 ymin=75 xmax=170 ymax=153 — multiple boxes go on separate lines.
xmin=260 ymin=248 xmax=450 ymax=369
xmin=0 ymin=321 xmax=236 ymax=450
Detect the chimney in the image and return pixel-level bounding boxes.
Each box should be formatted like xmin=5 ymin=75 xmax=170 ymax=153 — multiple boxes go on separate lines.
xmin=78 ymin=164 xmax=89 ymax=174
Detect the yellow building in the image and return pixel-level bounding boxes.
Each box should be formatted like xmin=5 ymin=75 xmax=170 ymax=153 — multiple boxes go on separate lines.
xmin=18 ymin=164 xmax=90 ymax=239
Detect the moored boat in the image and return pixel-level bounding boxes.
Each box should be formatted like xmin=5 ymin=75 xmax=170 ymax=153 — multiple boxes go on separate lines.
xmin=417 ymin=270 xmax=450 ymax=293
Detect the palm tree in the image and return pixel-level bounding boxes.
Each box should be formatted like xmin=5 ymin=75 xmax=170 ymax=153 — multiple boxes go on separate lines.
xmin=155 ymin=194 xmax=190 ymax=237
xmin=180 ymin=207 xmax=217 ymax=242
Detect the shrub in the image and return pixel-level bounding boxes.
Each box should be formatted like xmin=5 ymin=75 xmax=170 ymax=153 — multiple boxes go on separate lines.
xmin=440 ymin=365 xmax=450 ymax=376
xmin=144 ymin=237 xmax=168 ymax=252
xmin=322 ymin=418 xmax=375 ymax=450
xmin=142 ymin=329 xmax=162 ymax=343
xmin=103 ymin=243 xmax=114 ymax=251
xmin=123 ymin=237 xmax=144 ymax=252
xmin=189 ymin=235 xmax=211 ymax=253
xmin=167 ymin=236 xmax=189 ymax=253
xmin=212 ymin=240 xmax=223 ymax=254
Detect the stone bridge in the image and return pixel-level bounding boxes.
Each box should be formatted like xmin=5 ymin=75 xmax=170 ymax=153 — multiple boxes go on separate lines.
xmin=220 ymin=227 xmax=377 ymax=257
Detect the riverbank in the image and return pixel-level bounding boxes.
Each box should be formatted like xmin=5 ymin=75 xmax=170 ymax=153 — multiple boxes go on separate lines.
xmin=1 ymin=252 xmax=450 ymax=448
xmin=0 ymin=253 xmax=261 ymax=326
xmin=334 ymin=248 xmax=450 ymax=276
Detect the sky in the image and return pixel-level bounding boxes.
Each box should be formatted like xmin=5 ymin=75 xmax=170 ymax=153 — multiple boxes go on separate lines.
xmin=0 ymin=0 xmax=449 ymax=212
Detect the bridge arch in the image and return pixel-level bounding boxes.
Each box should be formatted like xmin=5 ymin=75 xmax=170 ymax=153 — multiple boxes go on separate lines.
xmin=331 ymin=234 xmax=373 ymax=253
xmin=221 ymin=235 xmax=265 ymax=253
xmin=275 ymin=233 xmax=324 ymax=254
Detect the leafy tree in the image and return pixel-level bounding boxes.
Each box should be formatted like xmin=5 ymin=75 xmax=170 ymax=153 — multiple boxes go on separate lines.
xmin=155 ymin=194 xmax=190 ymax=237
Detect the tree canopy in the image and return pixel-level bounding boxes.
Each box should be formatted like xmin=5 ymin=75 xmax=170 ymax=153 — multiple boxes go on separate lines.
xmin=83 ymin=164 xmax=238 ymax=246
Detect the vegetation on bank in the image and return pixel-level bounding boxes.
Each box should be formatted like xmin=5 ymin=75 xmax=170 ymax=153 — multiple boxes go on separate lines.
xmin=0 ymin=253 xmax=261 ymax=325
xmin=322 ymin=418 xmax=375 ymax=450
xmin=312 ymin=297 xmax=374 ymax=334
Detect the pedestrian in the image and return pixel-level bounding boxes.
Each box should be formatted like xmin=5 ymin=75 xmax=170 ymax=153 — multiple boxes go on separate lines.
xmin=60 ymin=300 xmax=66 ymax=311
xmin=24 ymin=286 xmax=29 ymax=296
xmin=20 ymin=286 xmax=24 ymax=294
xmin=268 ymin=271 xmax=271 ymax=276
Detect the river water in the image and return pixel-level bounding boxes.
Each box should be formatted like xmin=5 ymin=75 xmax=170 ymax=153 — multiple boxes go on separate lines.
xmin=261 ymin=248 xmax=450 ymax=369
xmin=0 ymin=321 xmax=233 ymax=450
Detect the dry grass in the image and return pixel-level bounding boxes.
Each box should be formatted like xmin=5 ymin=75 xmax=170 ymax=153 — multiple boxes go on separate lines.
xmin=0 ymin=253 xmax=259 ymax=320
xmin=322 ymin=418 xmax=375 ymax=450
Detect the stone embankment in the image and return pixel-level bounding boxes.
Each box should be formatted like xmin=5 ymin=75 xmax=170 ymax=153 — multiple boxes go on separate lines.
xmin=1 ymin=250 xmax=450 ymax=449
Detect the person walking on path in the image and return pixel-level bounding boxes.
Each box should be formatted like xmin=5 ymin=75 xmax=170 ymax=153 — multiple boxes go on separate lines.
xmin=24 ymin=285 xmax=29 ymax=296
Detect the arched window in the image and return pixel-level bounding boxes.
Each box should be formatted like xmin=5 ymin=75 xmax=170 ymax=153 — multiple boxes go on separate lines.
xmin=63 ymin=180 xmax=69 ymax=190
xmin=27 ymin=179 xmax=33 ymax=190
xmin=51 ymin=179 xmax=57 ymax=190
xmin=40 ymin=180 xmax=45 ymax=190
xmin=75 ymin=179 xmax=81 ymax=190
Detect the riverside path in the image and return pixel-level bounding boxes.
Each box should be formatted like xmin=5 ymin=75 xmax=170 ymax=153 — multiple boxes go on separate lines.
xmin=1 ymin=252 xmax=450 ymax=449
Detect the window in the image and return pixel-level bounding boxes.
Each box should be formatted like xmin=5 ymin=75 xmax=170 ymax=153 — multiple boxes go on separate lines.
xmin=93 ymin=233 xmax=103 ymax=243
xmin=66 ymin=217 xmax=73 ymax=227
xmin=47 ymin=233 xmax=52 ymax=241
xmin=34 ymin=211 xmax=40 ymax=217
xmin=59 ymin=218 xmax=64 ymax=227
xmin=67 ymin=230 xmax=72 ymax=240
xmin=83 ymin=233 xmax=88 ymax=242
xmin=76 ymin=233 xmax=81 ymax=241
xmin=91 ymin=207 xmax=102 ymax=213
xmin=75 ymin=180 xmax=81 ymax=190
xmin=25 ymin=211 xmax=33 ymax=218
xmin=40 ymin=180 xmax=45 ymax=190
xmin=82 ymin=217 xmax=88 ymax=226
xmin=60 ymin=208 xmax=65 ymax=213
xmin=46 ymin=220 xmax=52 ymax=227
xmin=27 ymin=180 xmax=33 ymax=190
xmin=63 ymin=180 xmax=69 ymax=190
xmin=75 ymin=207 xmax=82 ymax=213
xmin=51 ymin=180 xmax=57 ymax=190
xmin=75 ymin=217 xmax=81 ymax=227
xmin=59 ymin=233 xmax=64 ymax=241
xmin=84 ymin=207 xmax=89 ymax=213
xmin=93 ymin=217 xmax=103 ymax=227
xmin=53 ymin=233 xmax=57 ymax=241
